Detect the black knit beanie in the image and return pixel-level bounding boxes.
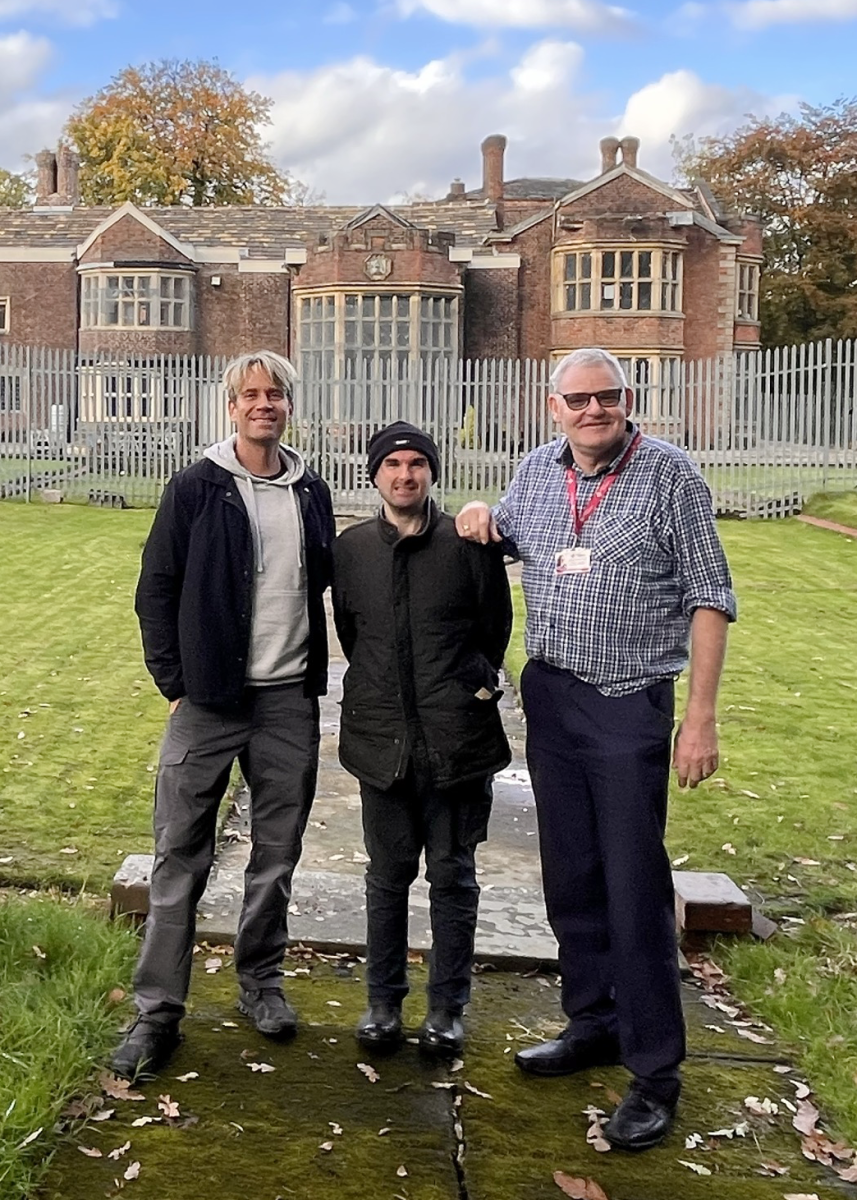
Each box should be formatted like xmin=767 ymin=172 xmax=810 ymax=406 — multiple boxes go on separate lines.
xmin=366 ymin=421 xmax=440 ymax=483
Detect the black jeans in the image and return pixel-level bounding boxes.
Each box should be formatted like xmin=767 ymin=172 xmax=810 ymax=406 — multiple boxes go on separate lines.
xmin=521 ymin=659 xmax=685 ymax=1095
xmin=360 ymin=760 xmax=492 ymax=1013
xmin=134 ymin=684 xmax=319 ymax=1023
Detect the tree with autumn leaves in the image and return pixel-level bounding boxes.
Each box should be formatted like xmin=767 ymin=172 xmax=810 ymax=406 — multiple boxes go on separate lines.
xmin=0 ymin=168 xmax=29 ymax=207
xmin=66 ymin=58 xmax=308 ymax=208
xmin=676 ymin=98 xmax=857 ymax=346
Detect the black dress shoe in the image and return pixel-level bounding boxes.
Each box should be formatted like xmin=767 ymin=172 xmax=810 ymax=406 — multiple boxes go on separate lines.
xmin=419 ymin=1009 xmax=464 ymax=1057
xmin=603 ymin=1083 xmax=677 ymax=1151
xmin=111 ymin=1017 xmax=182 ymax=1081
xmin=237 ymin=987 xmax=298 ymax=1039
xmin=514 ymin=1028 xmax=620 ymax=1077
xmin=356 ymin=1003 xmax=403 ymax=1048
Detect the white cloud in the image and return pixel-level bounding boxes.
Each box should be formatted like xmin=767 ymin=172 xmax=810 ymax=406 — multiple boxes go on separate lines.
xmin=0 ymin=31 xmax=52 ymax=100
xmin=619 ymin=70 xmax=795 ymax=176
xmin=727 ymin=0 xmax=857 ymax=26
xmin=324 ymin=1 xmax=357 ymax=22
xmin=0 ymin=0 xmax=116 ymax=25
xmin=249 ymin=47 xmax=786 ymax=204
xmin=395 ymin=0 xmax=638 ymax=34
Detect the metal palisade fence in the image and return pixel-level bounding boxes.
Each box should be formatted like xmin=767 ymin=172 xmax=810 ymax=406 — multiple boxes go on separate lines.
xmin=1 ymin=340 xmax=855 ymax=516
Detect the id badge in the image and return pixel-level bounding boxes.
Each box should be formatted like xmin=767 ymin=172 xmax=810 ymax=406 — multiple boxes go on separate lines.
xmin=556 ymin=547 xmax=592 ymax=575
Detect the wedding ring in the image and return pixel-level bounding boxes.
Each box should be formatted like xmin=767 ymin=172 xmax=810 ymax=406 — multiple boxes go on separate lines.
xmin=462 ymin=523 xmax=470 ymax=531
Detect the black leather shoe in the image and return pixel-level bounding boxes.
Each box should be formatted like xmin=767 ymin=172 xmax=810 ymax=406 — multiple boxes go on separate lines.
xmin=237 ymin=987 xmax=298 ymax=1038
xmin=603 ymin=1083 xmax=677 ymax=1151
xmin=419 ymin=1009 xmax=464 ymax=1057
xmin=111 ymin=1017 xmax=182 ymax=1081
xmin=356 ymin=1003 xmax=403 ymax=1049
xmin=515 ymin=1028 xmax=620 ymax=1077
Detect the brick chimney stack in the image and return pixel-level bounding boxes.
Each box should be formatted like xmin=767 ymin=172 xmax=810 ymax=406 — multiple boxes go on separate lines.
xmin=599 ymin=137 xmax=620 ymax=174
xmin=35 ymin=149 xmax=57 ymax=205
xmin=481 ymin=134 xmax=507 ymax=204
xmin=620 ymin=136 xmax=640 ymax=169
xmin=57 ymin=144 xmax=80 ymax=206
xmin=447 ymin=178 xmax=466 ymax=201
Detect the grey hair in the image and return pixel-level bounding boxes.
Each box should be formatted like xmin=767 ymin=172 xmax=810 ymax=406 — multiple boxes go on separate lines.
xmin=223 ymin=350 xmax=299 ymax=403
xmin=549 ymin=348 xmax=628 ymax=393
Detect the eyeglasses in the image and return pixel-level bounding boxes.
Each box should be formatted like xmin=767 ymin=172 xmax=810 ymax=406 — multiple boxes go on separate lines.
xmin=558 ymin=388 xmax=625 ymax=411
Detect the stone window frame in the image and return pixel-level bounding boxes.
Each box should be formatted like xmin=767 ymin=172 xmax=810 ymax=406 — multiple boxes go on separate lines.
xmin=79 ymin=270 xmax=192 ymax=331
xmin=297 ymin=288 xmax=460 ymax=383
xmin=555 ymin=246 xmax=684 ymax=315
xmin=0 ymin=296 xmax=8 ymax=334
xmin=736 ymin=260 xmax=760 ymax=322
xmin=615 ymin=351 xmax=683 ymax=420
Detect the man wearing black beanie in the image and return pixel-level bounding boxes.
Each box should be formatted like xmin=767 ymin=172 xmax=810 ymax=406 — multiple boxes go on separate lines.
xmin=332 ymin=422 xmax=512 ymax=1057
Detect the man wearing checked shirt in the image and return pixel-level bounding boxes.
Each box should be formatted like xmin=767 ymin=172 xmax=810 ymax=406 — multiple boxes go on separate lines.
xmin=456 ymin=347 xmax=736 ymax=1152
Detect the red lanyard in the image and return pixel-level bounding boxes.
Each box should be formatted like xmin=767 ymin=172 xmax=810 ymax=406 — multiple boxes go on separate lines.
xmin=565 ymin=432 xmax=642 ymax=539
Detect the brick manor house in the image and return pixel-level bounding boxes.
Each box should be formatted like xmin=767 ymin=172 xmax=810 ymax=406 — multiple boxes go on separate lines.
xmin=0 ymin=135 xmax=761 ymax=393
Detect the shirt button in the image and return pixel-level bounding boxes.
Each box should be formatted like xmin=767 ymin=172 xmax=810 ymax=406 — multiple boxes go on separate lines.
xmin=393 ymin=738 xmax=400 ymax=745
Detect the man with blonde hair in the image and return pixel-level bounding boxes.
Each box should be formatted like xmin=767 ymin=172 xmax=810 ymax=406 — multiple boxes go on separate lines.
xmin=112 ymin=350 xmax=334 ymax=1079
xmin=456 ymin=347 xmax=736 ymax=1151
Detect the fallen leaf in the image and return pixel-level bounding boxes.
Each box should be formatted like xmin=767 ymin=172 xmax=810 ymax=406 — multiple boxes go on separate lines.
xmin=91 ymin=1109 xmax=115 ymax=1122
xmin=319 ymin=1141 xmax=334 ymax=1152
xmin=721 ymin=842 xmax=737 ymax=855
xmin=204 ymin=957 xmax=222 ymax=974
xmin=131 ymin=1116 xmax=159 ymax=1127
xmin=745 ymin=1095 xmax=779 ymax=1116
xmin=246 ymin=1062 xmax=275 ymax=1073
xmin=107 ymin=988 xmax=127 ymax=1004
xmin=792 ymin=1081 xmax=811 ymax=1100
xmin=463 ymin=1081 xmax=493 ymax=1099
xmin=678 ymin=1160 xmax=712 ymax=1175
xmin=451 ymin=1058 xmax=464 ymax=1073
xmin=553 ymin=1172 xmax=610 ymax=1199
xmin=99 ymin=1073 xmax=146 ymax=1102
xmin=685 ymin=1133 xmax=705 ymax=1149
xmin=793 ymin=858 xmax=820 ymax=866
xmin=326 ymin=1000 xmax=342 ymax=1007
xmin=124 ymin=1161 xmax=141 ymax=1181
xmin=329 ymin=1122 xmax=343 ymax=1135
xmin=736 ymin=1028 xmax=774 ymax=1045
xmin=221 ymin=1020 xmax=239 ymax=1028
xmin=357 ymin=1063 xmax=380 ymax=1083
xmin=16 ymin=1128 xmax=43 ymax=1150
xmin=175 ymin=1072 xmax=199 ymax=1083
xmin=431 ymin=1081 xmax=456 ymax=1089
xmin=32 ymin=945 xmax=46 ymax=959
xmin=756 ymin=1161 xmax=788 ymax=1176
xmin=108 ymin=1141 xmax=131 ymax=1160
xmin=793 ymin=1101 xmax=821 ymax=1137
xmin=783 ymin=1195 xmax=820 ymax=1199
xmin=158 ymin=1095 xmax=180 ymax=1118
xmin=672 ymin=854 xmax=690 ymax=866
xmin=378 ymin=1127 xmax=392 ymax=1136
xmin=396 ymin=1165 xmax=408 ymax=1178
xmin=836 ymin=1164 xmax=857 ymax=1182
xmin=78 ymin=1146 xmax=103 ymax=1158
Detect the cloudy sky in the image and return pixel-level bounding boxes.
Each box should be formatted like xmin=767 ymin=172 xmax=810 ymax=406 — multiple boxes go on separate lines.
xmin=0 ymin=0 xmax=852 ymax=203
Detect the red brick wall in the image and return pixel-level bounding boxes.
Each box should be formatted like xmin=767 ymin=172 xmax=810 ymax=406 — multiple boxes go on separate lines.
xmin=195 ymin=267 xmax=290 ymax=359
xmin=297 ymin=244 xmax=460 ymax=290
xmin=464 ymin=268 xmax=520 ymax=358
xmin=551 ymin=314 xmax=685 ymax=354
xmin=514 ymin=219 xmax=555 ymax=361
xmin=78 ymin=329 xmax=196 ymax=357
xmin=0 ymin=262 xmax=78 ymax=349
xmin=78 ymin=215 xmax=193 ymax=266
xmin=681 ymin=227 xmax=723 ymax=360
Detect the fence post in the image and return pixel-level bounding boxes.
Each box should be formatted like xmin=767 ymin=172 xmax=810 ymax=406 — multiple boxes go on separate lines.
xmin=822 ymin=337 xmax=832 ymax=492
xmin=24 ymin=345 xmax=32 ymax=503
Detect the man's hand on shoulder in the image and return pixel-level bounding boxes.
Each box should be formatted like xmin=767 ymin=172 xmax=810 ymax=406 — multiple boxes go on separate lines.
xmin=672 ymin=711 xmax=718 ymax=789
xmin=454 ymin=501 xmax=502 ymax=544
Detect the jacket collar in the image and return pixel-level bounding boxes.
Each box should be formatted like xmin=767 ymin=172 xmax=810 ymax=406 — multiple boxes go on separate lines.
xmin=196 ymin=455 xmax=323 ymax=489
xmin=377 ymin=497 xmax=439 ymax=545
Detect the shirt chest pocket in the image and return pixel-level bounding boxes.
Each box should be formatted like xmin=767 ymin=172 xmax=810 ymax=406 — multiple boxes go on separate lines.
xmin=592 ymin=513 xmax=650 ymax=566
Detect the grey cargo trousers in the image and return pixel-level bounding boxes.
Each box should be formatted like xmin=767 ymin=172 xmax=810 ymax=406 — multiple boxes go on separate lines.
xmin=134 ymin=683 xmax=319 ymax=1023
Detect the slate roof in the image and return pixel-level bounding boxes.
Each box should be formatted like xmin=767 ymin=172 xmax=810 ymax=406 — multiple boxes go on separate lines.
xmin=0 ymin=200 xmax=498 ymax=254
xmin=466 ymin=177 xmax=584 ymax=201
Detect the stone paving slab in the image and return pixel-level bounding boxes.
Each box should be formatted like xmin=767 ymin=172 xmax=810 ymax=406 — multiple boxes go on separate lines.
xmin=197 ymin=650 xmax=559 ymax=963
xmin=41 ymin=955 xmax=852 ymax=1200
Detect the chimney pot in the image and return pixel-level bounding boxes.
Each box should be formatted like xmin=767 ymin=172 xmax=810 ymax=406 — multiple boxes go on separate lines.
xmin=447 ymin=178 xmax=466 ymax=200
xmin=56 ymin=144 xmax=80 ymax=206
xmin=35 ymin=148 xmax=57 ymax=205
xmin=599 ymin=137 xmax=620 ymax=174
xmin=620 ymin=136 xmax=640 ymax=170
xmin=481 ymin=134 xmax=507 ymax=205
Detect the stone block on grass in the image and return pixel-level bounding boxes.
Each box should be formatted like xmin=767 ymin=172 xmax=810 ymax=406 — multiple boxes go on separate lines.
xmin=673 ymin=869 xmax=753 ymax=935
xmin=111 ymin=852 xmax=154 ymax=920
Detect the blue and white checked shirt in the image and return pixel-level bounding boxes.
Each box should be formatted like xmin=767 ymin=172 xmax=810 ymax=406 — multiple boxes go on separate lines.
xmin=494 ymin=425 xmax=737 ymax=695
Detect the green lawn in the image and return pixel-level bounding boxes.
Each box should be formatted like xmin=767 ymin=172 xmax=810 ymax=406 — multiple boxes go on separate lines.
xmin=803 ymin=489 xmax=857 ymax=529
xmin=506 ymin=514 xmax=857 ymax=1143
xmin=0 ymin=893 xmax=137 ymax=1200
xmin=0 ymin=505 xmax=163 ymax=891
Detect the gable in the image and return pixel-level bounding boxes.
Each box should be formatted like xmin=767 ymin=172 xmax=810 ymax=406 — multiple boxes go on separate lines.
xmin=77 ymin=203 xmax=194 ymax=264
xmin=558 ymin=166 xmax=693 ymax=219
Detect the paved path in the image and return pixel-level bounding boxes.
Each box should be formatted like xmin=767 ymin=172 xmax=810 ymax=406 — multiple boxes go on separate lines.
xmin=797 ymin=513 xmax=857 ymax=538
xmin=197 ymin=598 xmax=558 ymax=964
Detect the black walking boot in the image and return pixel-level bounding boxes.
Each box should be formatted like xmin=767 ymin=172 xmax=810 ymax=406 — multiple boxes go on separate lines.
xmin=237 ymin=987 xmax=298 ymax=1039
xmin=356 ymin=1003 xmax=403 ymax=1049
xmin=419 ymin=1008 xmax=464 ymax=1057
xmin=111 ymin=1016 xmax=182 ymax=1081
xmin=603 ymin=1080 xmax=679 ymax=1151
xmin=515 ymin=1026 xmax=620 ymax=1077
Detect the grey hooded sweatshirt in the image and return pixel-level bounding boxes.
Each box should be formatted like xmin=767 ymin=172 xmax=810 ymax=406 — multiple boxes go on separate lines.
xmin=204 ymin=435 xmax=310 ymax=686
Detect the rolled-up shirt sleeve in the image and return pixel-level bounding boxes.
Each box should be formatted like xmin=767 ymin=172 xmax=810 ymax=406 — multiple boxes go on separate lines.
xmin=493 ymin=472 xmax=523 ymax=560
xmin=672 ymin=475 xmax=738 ymax=621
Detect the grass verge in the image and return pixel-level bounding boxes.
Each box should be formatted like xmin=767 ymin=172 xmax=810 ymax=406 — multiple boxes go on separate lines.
xmin=0 ymin=892 xmax=137 ymax=1200
xmin=503 ymin=514 xmax=857 ymax=1144
xmin=802 ymin=489 xmax=857 ymax=529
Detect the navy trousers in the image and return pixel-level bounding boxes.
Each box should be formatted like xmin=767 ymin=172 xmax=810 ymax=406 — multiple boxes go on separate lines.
xmin=521 ymin=659 xmax=685 ymax=1093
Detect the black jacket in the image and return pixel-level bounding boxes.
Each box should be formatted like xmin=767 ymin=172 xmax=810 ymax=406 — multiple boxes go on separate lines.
xmin=135 ymin=457 xmax=334 ymax=706
xmin=332 ymin=502 xmax=512 ymax=790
